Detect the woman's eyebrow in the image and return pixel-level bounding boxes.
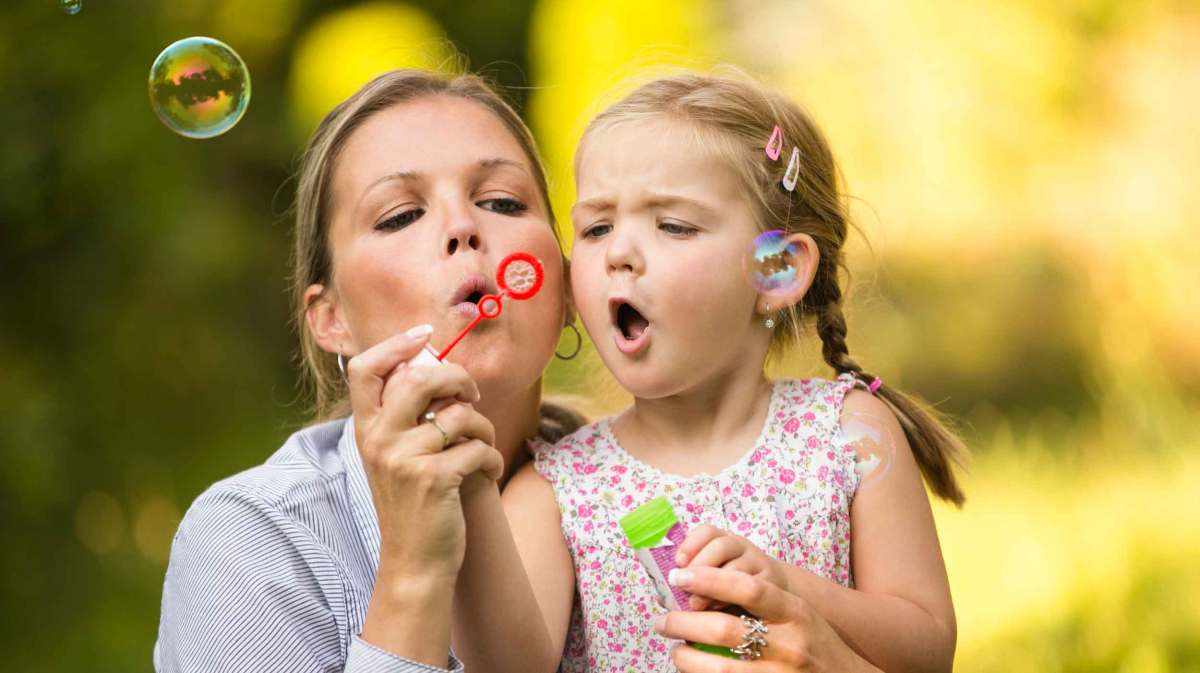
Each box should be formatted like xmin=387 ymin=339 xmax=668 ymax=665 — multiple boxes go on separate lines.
xmin=477 ymin=157 xmax=532 ymax=176
xmin=359 ymin=170 xmax=422 ymax=200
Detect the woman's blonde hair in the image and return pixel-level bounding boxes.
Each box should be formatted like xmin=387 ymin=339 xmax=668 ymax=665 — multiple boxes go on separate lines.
xmin=579 ymin=69 xmax=967 ymax=505
xmin=291 ymin=69 xmax=581 ymax=440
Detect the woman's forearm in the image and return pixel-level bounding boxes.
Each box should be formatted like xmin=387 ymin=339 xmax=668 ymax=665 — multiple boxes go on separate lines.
xmin=453 ymin=476 xmax=558 ymax=673
xmin=785 ymin=566 xmax=955 ymax=673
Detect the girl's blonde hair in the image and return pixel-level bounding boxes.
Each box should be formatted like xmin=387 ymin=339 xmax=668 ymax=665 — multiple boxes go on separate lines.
xmin=579 ymin=70 xmax=967 ymax=505
xmin=291 ymin=69 xmax=582 ymax=440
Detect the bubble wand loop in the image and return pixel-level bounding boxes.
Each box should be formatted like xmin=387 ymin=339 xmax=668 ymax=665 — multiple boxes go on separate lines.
xmin=436 ymin=252 xmax=544 ymax=361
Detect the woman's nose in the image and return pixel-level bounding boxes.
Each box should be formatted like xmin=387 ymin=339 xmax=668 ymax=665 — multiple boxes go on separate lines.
xmin=443 ymin=212 xmax=483 ymax=257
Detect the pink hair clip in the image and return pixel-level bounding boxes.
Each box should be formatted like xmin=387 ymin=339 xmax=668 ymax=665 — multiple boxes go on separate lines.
xmin=765 ymin=125 xmax=783 ymax=161
xmin=868 ymin=377 xmax=883 ymax=394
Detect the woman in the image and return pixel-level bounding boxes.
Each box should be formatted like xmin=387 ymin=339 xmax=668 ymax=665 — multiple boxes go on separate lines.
xmin=154 ymin=69 xmax=885 ymax=673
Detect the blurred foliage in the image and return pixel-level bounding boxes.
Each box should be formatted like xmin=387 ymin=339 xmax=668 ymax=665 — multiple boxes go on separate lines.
xmin=1 ymin=0 xmax=1196 ymax=671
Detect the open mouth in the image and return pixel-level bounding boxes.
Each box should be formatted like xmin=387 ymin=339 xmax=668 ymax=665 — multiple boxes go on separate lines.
xmin=610 ymin=298 xmax=651 ymax=354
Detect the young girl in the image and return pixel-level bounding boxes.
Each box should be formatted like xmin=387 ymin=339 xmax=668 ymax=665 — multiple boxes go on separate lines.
xmin=454 ymin=71 xmax=967 ymax=673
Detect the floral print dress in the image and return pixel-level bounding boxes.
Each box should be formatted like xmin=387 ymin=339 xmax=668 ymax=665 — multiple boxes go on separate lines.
xmin=531 ymin=375 xmax=863 ymax=673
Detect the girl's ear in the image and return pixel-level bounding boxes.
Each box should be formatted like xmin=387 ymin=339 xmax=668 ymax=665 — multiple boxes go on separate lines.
xmin=755 ymin=232 xmax=820 ymax=314
xmin=304 ymin=284 xmax=353 ymax=356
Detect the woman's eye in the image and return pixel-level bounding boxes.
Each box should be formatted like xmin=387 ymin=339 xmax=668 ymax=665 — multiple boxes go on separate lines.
xmin=478 ymin=198 xmax=528 ymax=216
xmin=581 ymin=223 xmax=612 ymax=239
xmin=375 ymin=208 xmax=424 ymax=232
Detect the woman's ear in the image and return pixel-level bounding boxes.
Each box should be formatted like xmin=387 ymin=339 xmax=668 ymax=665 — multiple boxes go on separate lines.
xmin=304 ymin=283 xmax=352 ymax=356
xmin=755 ymin=232 xmax=820 ymax=314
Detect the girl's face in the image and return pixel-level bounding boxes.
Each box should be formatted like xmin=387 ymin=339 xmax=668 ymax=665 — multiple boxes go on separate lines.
xmin=571 ymin=117 xmax=771 ymax=399
xmin=309 ymin=95 xmax=565 ymax=392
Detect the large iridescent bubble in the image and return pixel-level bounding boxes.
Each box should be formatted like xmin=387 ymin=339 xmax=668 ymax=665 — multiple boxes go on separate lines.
xmin=744 ymin=229 xmax=803 ymax=297
xmin=148 ymin=37 xmax=250 ymax=139
xmin=62 ymin=0 xmax=82 ymax=15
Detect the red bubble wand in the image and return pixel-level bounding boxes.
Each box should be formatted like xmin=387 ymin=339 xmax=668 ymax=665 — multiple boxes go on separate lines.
xmin=436 ymin=251 xmax=545 ymax=361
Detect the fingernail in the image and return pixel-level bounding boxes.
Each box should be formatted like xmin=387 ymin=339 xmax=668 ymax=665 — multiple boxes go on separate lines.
xmin=675 ymin=551 xmax=687 ymax=565
xmin=405 ymin=324 xmax=433 ymax=339
xmin=668 ymin=568 xmax=692 ymax=587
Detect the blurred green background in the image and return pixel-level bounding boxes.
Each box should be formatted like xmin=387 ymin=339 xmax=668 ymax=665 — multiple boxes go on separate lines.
xmin=2 ymin=1 xmax=1197 ymax=671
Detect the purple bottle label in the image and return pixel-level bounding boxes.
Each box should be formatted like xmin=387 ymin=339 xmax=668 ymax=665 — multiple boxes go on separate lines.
xmin=646 ymin=522 xmax=693 ymax=611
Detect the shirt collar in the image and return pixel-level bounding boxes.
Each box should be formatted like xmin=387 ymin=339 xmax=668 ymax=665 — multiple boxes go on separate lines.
xmin=336 ymin=416 xmax=382 ymax=572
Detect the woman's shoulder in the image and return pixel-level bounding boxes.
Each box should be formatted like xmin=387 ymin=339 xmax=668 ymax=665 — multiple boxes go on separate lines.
xmin=204 ymin=418 xmax=349 ymax=507
xmin=175 ymin=418 xmax=356 ymax=558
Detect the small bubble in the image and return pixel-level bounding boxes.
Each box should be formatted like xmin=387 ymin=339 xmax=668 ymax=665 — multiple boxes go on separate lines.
xmin=62 ymin=0 xmax=82 ymax=15
xmin=148 ymin=36 xmax=251 ymax=139
xmin=744 ymin=229 xmax=802 ymax=297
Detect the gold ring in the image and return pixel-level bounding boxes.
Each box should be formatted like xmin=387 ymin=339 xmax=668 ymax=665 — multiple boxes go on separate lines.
xmin=423 ymin=411 xmax=450 ymax=448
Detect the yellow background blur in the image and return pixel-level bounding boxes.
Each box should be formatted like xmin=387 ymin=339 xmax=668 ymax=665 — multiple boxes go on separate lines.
xmin=8 ymin=1 xmax=1196 ymax=670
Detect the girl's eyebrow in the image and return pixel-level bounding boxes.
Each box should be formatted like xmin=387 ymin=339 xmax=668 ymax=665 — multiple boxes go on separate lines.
xmin=572 ymin=193 xmax=718 ymax=219
xmin=572 ymin=197 xmax=613 ymax=218
xmin=642 ymin=193 xmax=718 ymax=219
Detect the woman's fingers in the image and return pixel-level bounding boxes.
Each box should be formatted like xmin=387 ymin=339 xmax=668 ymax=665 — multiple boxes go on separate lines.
xmin=656 ymin=611 xmax=747 ymax=650
xmin=421 ymin=403 xmax=497 ymax=449
xmin=670 ymin=643 xmax=764 ymax=673
xmin=377 ymin=361 xmax=480 ymax=433
xmin=675 ymin=524 xmax=725 ymax=566
xmin=687 ymin=534 xmax=747 ymax=571
xmin=346 ymin=326 xmax=435 ymax=417
xmin=429 ymin=438 xmax=505 ymax=483
xmin=671 ymin=567 xmax=797 ymax=623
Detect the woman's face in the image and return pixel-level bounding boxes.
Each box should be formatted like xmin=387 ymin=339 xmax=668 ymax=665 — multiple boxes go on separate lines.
xmin=308 ymin=95 xmax=565 ymax=393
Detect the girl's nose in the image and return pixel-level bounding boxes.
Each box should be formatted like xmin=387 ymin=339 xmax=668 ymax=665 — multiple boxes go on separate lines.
xmin=605 ymin=225 xmax=644 ymax=276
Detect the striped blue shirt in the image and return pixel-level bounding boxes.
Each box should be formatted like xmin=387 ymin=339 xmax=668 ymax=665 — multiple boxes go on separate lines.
xmin=154 ymin=417 xmax=465 ymax=673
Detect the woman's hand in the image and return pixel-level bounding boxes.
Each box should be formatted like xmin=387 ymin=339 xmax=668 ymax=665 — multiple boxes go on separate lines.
xmin=655 ymin=567 xmax=882 ymax=673
xmin=348 ymin=327 xmax=501 ymax=582
xmin=675 ymin=525 xmax=791 ymax=611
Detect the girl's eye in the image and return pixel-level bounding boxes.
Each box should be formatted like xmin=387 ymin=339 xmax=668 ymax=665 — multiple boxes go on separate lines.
xmin=478 ymin=197 xmax=528 ymax=216
xmin=375 ymin=208 xmax=424 ymax=232
xmin=660 ymin=221 xmax=696 ymax=236
xmin=581 ymin=223 xmax=612 ymax=239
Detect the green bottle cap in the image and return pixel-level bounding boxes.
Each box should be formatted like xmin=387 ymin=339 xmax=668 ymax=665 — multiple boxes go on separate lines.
xmin=619 ymin=496 xmax=678 ymax=548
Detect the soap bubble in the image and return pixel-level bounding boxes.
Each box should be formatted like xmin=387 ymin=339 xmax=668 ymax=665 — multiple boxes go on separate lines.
xmin=62 ymin=0 xmax=82 ymax=14
xmin=148 ymin=37 xmax=250 ymax=139
xmin=744 ymin=229 xmax=802 ymax=296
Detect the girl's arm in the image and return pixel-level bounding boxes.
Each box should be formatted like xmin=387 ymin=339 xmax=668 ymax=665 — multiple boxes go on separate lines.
xmin=452 ymin=464 xmax=576 ymax=673
xmin=797 ymin=388 xmax=957 ymax=673
xmin=676 ymin=389 xmax=956 ymax=673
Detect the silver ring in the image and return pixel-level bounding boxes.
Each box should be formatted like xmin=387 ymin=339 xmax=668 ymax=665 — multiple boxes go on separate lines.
xmin=730 ymin=614 xmax=769 ymax=660
xmin=422 ymin=411 xmax=450 ymax=448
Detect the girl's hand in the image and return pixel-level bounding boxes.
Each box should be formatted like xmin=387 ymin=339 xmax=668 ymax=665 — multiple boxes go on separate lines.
xmin=347 ymin=327 xmax=501 ymax=584
xmin=676 ymin=525 xmax=790 ymax=610
xmin=655 ymin=566 xmax=881 ymax=673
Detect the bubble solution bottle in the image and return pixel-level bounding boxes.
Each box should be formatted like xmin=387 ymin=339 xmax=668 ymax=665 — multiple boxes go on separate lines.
xmin=619 ymin=496 xmax=735 ymax=658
